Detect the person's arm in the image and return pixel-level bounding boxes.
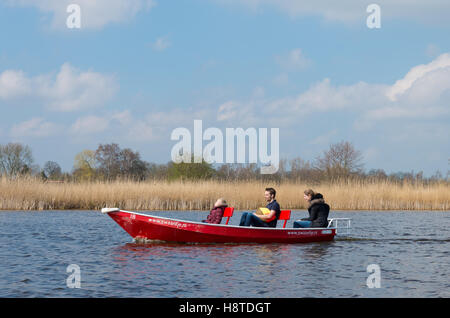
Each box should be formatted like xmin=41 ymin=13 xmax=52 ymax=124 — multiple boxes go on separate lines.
xmin=301 ymin=207 xmax=312 ymax=221
xmin=255 ymin=210 xmax=276 ymax=221
xmin=305 ymin=207 xmax=318 ymax=221
xmin=301 ymin=212 xmax=312 ymax=221
xmin=210 ymin=207 xmax=224 ymax=224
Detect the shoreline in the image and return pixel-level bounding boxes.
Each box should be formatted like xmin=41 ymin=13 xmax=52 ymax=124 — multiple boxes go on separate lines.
xmin=1 ymin=178 xmax=449 ymax=211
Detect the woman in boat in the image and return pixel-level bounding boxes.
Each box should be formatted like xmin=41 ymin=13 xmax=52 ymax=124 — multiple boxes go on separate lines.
xmin=202 ymin=198 xmax=228 ymax=224
xmin=293 ymin=189 xmax=330 ymax=228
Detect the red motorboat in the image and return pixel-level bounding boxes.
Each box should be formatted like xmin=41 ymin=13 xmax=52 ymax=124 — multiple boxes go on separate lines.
xmin=102 ymin=208 xmax=349 ymax=244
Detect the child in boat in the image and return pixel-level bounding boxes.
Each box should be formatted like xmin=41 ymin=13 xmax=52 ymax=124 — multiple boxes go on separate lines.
xmin=202 ymin=198 xmax=228 ymax=224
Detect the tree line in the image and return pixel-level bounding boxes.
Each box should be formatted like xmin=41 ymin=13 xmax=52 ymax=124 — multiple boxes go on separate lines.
xmin=0 ymin=141 xmax=448 ymax=184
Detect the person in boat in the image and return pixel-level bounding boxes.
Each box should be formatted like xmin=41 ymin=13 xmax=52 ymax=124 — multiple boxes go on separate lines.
xmin=239 ymin=187 xmax=281 ymax=227
xmin=202 ymin=198 xmax=228 ymax=224
xmin=293 ymin=189 xmax=330 ymax=228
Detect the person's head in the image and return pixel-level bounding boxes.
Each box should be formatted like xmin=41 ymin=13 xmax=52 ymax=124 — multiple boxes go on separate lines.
xmin=214 ymin=198 xmax=227 ymax=208
xmin=264 ymin=187 xmax=276 ymax=202
xmin=303 ymin=189 xmax=315 ymax=202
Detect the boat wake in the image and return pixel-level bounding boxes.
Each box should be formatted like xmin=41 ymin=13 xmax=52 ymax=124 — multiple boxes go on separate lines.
xmin=335 ymin=237 xmax=450 ymax=243
xmin=133 ymin=237 xmax=167 ymax=244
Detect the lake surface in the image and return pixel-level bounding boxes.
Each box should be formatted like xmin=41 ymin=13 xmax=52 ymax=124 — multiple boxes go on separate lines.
xmin=0 ymin=210 xmax=449 ymax=298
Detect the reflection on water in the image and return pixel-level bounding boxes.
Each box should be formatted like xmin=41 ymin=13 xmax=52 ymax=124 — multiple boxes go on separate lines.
xmin=300 ymin=242 xmax=334 ymax=260
xmin=0 ymin=210 xmax=449 ymax=297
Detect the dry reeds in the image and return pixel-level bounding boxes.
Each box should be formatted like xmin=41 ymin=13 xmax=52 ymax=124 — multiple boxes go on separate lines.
xmin=0 ymin=176 xmax=449 ymax=211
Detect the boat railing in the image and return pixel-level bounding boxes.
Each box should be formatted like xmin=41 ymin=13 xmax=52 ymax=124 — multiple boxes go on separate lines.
xmin=328 ymin=218 xmax=351 ymax=235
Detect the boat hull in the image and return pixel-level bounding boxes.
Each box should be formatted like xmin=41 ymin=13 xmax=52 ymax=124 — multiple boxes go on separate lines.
xmin=106 ymin=210 xmax=336 ymax=244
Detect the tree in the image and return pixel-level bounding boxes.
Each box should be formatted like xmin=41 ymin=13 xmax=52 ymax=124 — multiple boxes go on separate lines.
xmin=147 ymin=163 xmax=169 ymax=180
xmin=168 ymin=155 xmax=215 ymax=181
xmin=94 ymin=143 xmax=149 ymax=181
xmin=215 ymin=163 xmax=239 ymax=181
xmin=314 ymin=141 xmax=364 ymax=179
xmin=43 ymin=161 xmax=62 ymax=180
xmin=119 ymin=148 xmax=149 ymax=180
xmin=0 ymin=143 xmax=33 ymax=177
xmin=367 ymin=169 xmax=388 ymax=180
xmin=95 ymin=143 xmax=121 ymax=180
xmin=289 ymin=157 xmax=318 ymax=182
xmin=73 ymin=150 xmax=97 ymax=181
xmin=430 ymin=170 xmax=443 ymax=182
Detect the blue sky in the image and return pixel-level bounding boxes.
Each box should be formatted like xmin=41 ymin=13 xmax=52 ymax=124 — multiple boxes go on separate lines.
xmin=0 ymin=0 xmax=449 ymax=176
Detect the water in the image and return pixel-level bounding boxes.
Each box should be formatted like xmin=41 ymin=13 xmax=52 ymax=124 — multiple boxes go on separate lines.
xmin=0 ymin=210 xmax=449 ymax=297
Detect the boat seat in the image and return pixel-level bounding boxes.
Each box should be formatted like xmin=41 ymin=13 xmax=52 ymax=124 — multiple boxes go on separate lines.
xmin=279 ymin=210 xmax=291 ymax=228
xmin=223 ymin=207 xmax=234 ymax=225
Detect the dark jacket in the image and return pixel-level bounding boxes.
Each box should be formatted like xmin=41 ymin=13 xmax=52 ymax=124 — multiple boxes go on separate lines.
xmin=203 ymin=205 xmax=227 ymax=224
xmin=265 ymin=199 xmax=281 ymax=228
xmin=301 ymin=193 xmax=330 ymax=227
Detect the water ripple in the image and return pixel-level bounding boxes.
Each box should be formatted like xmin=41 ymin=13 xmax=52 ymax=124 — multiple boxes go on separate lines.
xmin=0 ymin=210 xmax=449 ymax=297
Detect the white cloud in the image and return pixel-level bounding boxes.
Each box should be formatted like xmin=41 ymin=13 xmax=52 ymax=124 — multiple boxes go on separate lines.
xmin=273 ymin=73 xmax=289 ymax=86
xmin=386 ymin=53 xmax=450 ymax=102
xmin=359 ymin=53 xmax=450 ymax=123
xmin=69 ymin=110 xmax=132 ymax=136
xmin=6 ymin=53 xmax=447 ymax=167
xmin=70 ymin=115 xmax=110 ymax=135
xmin=216 ymin=99 xmax=261 ymax=125
xmin=64 ymin=107 xmax=215 ymax=141
xmin=213 ymin=53 xmax=450 ymax=129
xmin=152 ymin=36 xmax=171 ymax=51
xmin=44 ymin=63 xmax=118 ymax=111
xmin=110 ymin=110 xmax=133 ymax=126
xmin=425 ymin=44 xmax=440 ymax=58
xmin=251 ymin=86 xmax=265 ymax=99
xmin=0 ymin=63 xmax=118 ymax=111
xmin=276 ymin=48 xmax=311 ymax=71
xmin=10 ymin=117 xmax=61 ymax=138
xmin=0 ymin=70 xmax=31 ymax=99
xmin=212 ymin=0 xmax=450 ymax=25
xmin=309 ymin=129 xmax=338 ymax=145
xmin=133 ymin=108 xmax=212 ymax=141
xmin=127 ymin=120 xmax=156 ymax=142
xmin=217 ymin=101 xmax=240 ymax=121
xmin=289 ymin=79 xmax=386 ymax=113
xmin=5 ymin=0 xmax=157 ymax=29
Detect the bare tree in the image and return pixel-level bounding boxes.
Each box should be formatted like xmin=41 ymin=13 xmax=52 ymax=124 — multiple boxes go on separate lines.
xmin=94 ymin=143 xmax=149 ymax=181
xmin=367 ymin=169 xmax=388 ymax=180
xmin=43 ymin=161 xmax=62 ymax=180
xmin=289 ymin=157 xmax=319 ymax=182
xmin=120 ymin=148 xmax=149 ymax=180
xmin=95 ymin=143 xmax=122 ymax=180
xmin=314 ymin=141 xmax=364 ymax=179
xmin=0 ymin=143 xmax=33 ymax=177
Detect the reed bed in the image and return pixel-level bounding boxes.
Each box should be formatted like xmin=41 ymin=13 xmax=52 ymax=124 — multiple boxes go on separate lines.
xmin=0 ymin=177 xmax=449 ymax=211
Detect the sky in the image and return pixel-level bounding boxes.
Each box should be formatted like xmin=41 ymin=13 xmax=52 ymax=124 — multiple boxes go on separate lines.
xmin=0 ymin=0 xmax=449 ymax=176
